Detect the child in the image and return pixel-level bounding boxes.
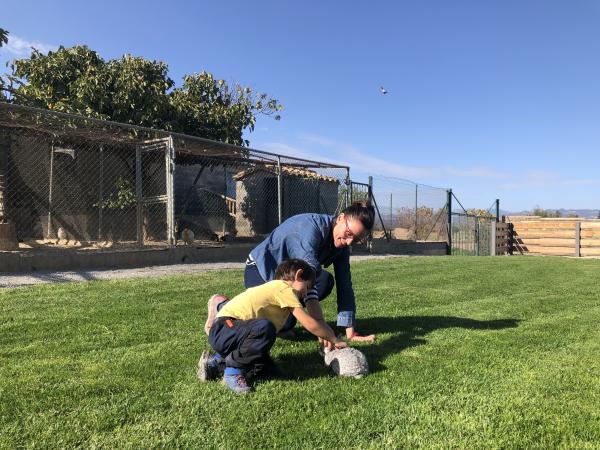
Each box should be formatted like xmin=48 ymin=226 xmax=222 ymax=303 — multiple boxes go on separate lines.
xmin=198 ymin=258 xmax=347 ymax=394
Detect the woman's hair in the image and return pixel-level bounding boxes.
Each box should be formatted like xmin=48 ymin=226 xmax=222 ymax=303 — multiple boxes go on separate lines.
xmin=341 ymin=200 xmax=375 ymax=231
xmin=275 ymin=258 xmax=316 ymax=288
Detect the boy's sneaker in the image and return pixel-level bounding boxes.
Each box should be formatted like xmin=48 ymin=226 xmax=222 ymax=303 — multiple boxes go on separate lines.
xmin=223 ymin=373 xmax=252 ymax=394
xmin=196 ymin=350 xmax=223 ymax=381
xmin=204 ymin=294 xmax=229 ymax=335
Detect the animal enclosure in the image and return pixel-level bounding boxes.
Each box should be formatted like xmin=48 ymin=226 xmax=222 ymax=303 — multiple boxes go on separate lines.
xmin=0 ymin=103 xmax=349 ymax=252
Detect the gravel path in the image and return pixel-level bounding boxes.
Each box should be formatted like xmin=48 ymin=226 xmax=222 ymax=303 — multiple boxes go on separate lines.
xmin=0 ymin=254 xmax=405 ymax=288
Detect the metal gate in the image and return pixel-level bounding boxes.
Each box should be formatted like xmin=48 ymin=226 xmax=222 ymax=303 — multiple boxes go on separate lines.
xmin=448 ymin=191 xmax=499 ymax=256
xmin=135 ymin=137 xmax=175 ymax=246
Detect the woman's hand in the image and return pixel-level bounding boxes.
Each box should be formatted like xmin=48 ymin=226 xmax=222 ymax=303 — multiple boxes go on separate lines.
xmin=346 ymin=326 xmax=376 ymax=342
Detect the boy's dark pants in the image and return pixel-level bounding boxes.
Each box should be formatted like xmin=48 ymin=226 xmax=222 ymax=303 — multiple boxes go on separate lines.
xmin=208 ymin=317 xmax=277 ymax=371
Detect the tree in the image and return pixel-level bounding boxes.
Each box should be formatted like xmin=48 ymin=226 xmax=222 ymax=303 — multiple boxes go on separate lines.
xmin=0 ymin=28 xmax=8 ymax=100
xmin=466 ymin=208 xmax=494 ymax=218
xmin=2 ymin=45 xmax=282 ymax=145
xmin=531 ymin=206 xmax=561 ymax=218
xmin=0 ymin=28 xmax=7 ymax=47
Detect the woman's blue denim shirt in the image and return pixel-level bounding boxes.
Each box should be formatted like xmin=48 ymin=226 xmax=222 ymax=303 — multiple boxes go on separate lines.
xmin=249 ymin=213 xmax=355 ymax=327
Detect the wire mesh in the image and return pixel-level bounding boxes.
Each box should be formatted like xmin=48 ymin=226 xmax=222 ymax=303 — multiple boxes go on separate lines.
xmin=369 ymin=175 xmax=448 ymax=242
xmin=0 ymin=102 xmax=349 ymax=253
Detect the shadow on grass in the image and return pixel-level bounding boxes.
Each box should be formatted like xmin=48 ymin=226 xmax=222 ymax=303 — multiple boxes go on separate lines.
xmin=269 ymin=316 xmax=519 ymax=381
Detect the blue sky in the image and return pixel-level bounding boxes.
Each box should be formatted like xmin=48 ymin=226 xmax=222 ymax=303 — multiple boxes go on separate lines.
xmin=2 ymin=0 xmax=600 ymax=211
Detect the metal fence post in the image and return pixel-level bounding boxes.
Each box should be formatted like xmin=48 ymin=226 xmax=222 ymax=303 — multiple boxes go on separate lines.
xmin=475 ymin=219 xmax=480 ymax=256
xmin=367 ymin=176 xmax=374 ymax=251
xmin=447 ymin=189 xmax=452 ymax=255
xmin=490 ymin=221 xmax=497 ymax=256
xmin=0 ymin=131 xmax=8 ymax=224
xmin=166 ymin=136 xmax=176 ymax=247
xmin=495 ymin=199 xmax=500 ymax=222
xmin=47 ymin=142 xmax=55 ymax=240
xmin=575 ymin=221 xmax=581 ymax=257
xmin=414 ymin=184 xmax=418 ymax=240
xmin=389 ymin=193 xmax=393 ymax=230
xmin=135 ymin=145 xmax=143 ymax=246
xmin=277 ymin=156 xmax=282 ymax=225
xmin=508 ymin=222 xmax=514 ymax=255
xmin=345 ymin=168 xmax=350 ymax=209
xmin=98 ymin=145 xmax=104 ymax=240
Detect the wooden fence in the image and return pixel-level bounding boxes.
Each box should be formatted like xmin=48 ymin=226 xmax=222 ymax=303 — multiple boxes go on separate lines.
xmin=504 ymin=217 xmax=600 ymax=257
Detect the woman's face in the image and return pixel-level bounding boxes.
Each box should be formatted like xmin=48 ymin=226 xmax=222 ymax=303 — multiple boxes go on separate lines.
xmin=332 ymin=213 xmax=366 ymax=248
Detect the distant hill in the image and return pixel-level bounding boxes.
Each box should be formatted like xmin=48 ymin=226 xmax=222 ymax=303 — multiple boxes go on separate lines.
xmin=503 ymin=209 xmax=600 ymax=219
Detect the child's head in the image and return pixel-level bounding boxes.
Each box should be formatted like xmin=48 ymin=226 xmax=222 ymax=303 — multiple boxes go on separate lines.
xmin=275 ymin=259 xmax=316 ymax=297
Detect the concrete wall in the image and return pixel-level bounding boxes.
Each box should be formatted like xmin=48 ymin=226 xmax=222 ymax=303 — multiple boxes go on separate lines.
xmin=0 ymin=243 xmax=256 ymax=272
xmin=0 ymin=240 xmax=447 ymax=273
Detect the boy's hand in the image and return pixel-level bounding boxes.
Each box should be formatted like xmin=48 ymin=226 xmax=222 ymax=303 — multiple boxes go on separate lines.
xmin=319 ymin=336 xmax=335 ymax=350
xmin=319 ymin=336 xmax=347 ymax=350
xmin=333 ymin=339 xmax=348 ymax=350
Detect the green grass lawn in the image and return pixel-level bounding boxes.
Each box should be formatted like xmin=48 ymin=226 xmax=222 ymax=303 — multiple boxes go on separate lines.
xmin=2 ymin=256 xmax=600 ymax=449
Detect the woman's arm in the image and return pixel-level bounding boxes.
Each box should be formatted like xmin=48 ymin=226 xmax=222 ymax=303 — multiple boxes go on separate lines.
xmin=333 ymin=250 xmax=376 ymax=342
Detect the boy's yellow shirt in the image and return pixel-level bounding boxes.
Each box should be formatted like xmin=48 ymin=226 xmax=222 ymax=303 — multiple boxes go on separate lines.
xmin=217 ymin=280 xmax=302 ymax=332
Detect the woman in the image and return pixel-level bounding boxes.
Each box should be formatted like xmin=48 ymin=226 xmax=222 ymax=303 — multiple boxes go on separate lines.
xmin=243 ymin=201 xmax=376 ymax=343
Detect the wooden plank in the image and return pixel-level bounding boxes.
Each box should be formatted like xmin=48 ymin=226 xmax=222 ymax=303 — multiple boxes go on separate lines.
xmin=517 ymin=245 xmax=576 ymax=255
xmin=512 ymin=230 xmax=576 ymax=239
xmin=581 ymin=222 xmax=600 ymax=229
xmin=512 ymin=230 xmax=598 ymax=239
xmin=581 ymin=233 xmax=600 ymax=240
xmin=514 ymin=222 xmax=575 ymax=230
xmin=580 ymin=241 xmax=600 ymax=248
xmin=514 ymin=238 xmax=575 ymax=247
xmin=512 ymin=222 xmax=577 ymax=229
xmin=581 ymin=247 xmax=600 ymax=256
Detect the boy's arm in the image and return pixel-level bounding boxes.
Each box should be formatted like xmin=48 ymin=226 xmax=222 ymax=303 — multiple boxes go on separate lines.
xmin=304 ymin=300 xmax=336 ymax=349
xmin=291 ymin=307 xmax=347 ymax=349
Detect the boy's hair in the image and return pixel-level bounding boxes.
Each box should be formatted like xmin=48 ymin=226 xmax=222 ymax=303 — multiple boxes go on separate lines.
xmin=275 ymin=259 xmax=316 ymax=288
xmin=341 ymin=200 xmax=375 ymax=231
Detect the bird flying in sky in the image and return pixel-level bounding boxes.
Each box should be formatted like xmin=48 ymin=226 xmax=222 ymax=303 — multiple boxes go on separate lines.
xmin=380 ymin=86 xmax=388 ymax=95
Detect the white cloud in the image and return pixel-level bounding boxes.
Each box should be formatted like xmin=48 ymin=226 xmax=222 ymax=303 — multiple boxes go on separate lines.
xmin=497 ymin=170 xmax=600 ymax=189
xmin=296 ymin=133 xmax=509 ymax=180
xmin=0 ymin=34 xmax=58 ymax=58
xmin=260 ymin=142 xmax=344 ymax=167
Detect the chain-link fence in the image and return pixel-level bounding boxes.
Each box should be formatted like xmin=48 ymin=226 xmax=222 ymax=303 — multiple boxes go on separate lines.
xmin=367 ymin=175 xmax=449 ymax=242
xmin=0 ymin=103 xmax=349 ymax=252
